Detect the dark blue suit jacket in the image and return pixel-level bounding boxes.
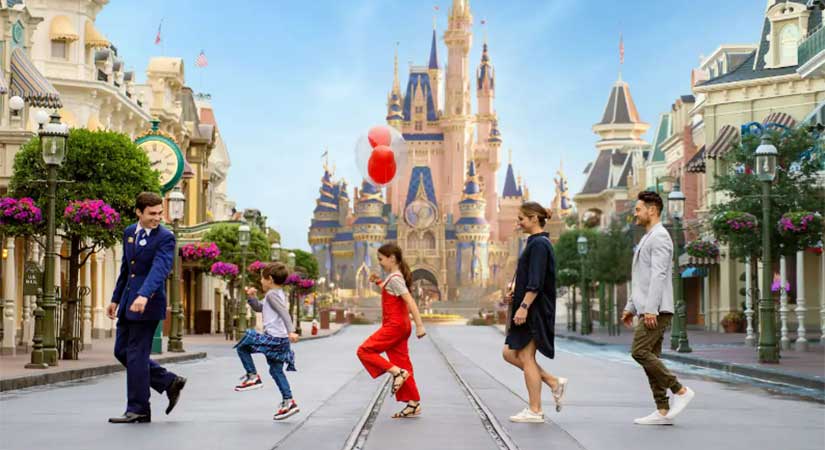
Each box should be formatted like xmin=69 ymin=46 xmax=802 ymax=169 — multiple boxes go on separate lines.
xmin=111 ymin=223 xmax=175 ymax=322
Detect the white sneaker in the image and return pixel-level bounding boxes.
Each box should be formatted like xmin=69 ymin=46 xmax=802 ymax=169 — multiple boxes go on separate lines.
xmin=666 ymin=387 xmax=695 ymax=419
xmin=633 ymin=410 xmax=673 ymax=425
xmin=552 ymin=377 xmax=568 ymax=412
xmin=509 ymin=408 xmax=544 ymax=423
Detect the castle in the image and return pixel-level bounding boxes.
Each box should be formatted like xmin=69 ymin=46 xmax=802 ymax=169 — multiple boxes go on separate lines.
xmin=308 ymin=0 xmax=572 ymax=301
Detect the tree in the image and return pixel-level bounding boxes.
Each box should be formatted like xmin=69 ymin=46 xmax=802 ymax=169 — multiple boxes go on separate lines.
xmin=202 ymin=223 xmax=270 ymax=269
xmin=292 ymin=248 xmax=319 ymax=279
xmin=591 ymin=221 xmax=633 ymax=285
xmin=10 ymin=129 xmax=160 ymax=358
xmin=711 ymin=128 xmax=824 ymax=261
xmin=591 ymin=221 xmax=634 ymax=331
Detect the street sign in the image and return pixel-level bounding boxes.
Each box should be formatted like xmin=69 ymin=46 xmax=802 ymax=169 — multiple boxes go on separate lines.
xmin=23 ymin=262 xmax=43 ymax=296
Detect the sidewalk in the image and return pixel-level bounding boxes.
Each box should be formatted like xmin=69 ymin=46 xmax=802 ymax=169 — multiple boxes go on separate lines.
xmin=495 ymin=323 xmax=825 ymax=391
xmin=0 ymin=321 xmax=347 ymax=392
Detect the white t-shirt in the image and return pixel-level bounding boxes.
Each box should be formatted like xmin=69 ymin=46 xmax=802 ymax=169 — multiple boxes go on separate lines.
xmin=261 ymin=288 xmax=293 ymax=338
xmin=382 ymin=272 xmax=409 ymax=296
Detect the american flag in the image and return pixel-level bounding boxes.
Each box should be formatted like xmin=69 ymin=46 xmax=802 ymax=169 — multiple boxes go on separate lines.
xmin=619 ymin=33 xmax=624 ymax=65
xmin=154 ymin=20 xmax=162 ymax=45
xmin=195 ymin=50 xmax=208 ymax=68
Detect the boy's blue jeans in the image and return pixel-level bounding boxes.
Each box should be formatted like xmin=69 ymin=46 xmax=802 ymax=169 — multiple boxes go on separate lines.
xmin=237 ymin=346 xmax=292 ymax=400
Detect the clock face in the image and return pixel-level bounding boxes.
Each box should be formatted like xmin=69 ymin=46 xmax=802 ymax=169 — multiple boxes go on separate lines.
xmin=136 ymin=136 xmax=183 ymax=192
xmin=405 ymin=199 xmax=436 ymax=229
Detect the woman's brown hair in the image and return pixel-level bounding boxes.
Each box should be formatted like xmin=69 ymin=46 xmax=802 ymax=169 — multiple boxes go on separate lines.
xmin=377 ymin=243 xmax=412 ymax=289
xmin=520 ymin=201 xmax=553 ymax=228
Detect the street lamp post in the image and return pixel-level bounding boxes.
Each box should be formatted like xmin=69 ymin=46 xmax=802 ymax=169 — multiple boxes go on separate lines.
xmin=577 ymin=235 xmax=590 ymax=335
xmin=668 ymin=183 xmax=691 ymax=353
xmin=287 ymin=252 xmax=301 ymax=335
xmin=27 ymin=112 xmax=68 ymax=368
xmin=271 ymin=242 xmax=281 ymax=262
xmin=167 ymin=186 xmax=185 ymax=352
xmin=237 ymin=223 xmax=250 ymax=332
xmin=755 ymin=135 xmax=779 ymax=363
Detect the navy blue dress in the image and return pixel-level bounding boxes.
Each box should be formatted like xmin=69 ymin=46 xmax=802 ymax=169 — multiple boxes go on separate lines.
xmin=505 ymin=232 xmax=557 ymax=359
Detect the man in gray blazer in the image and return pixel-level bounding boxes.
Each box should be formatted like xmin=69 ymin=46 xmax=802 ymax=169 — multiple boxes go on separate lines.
xmin=622 ymin=191 xmax=695 ymax=425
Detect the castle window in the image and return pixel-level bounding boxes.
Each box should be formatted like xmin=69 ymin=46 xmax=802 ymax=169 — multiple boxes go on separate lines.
xmin=779 ymin=23 xmax=800 ymax=67
xmin=51 ymin=41 xmax=68 ymax=59
xmin=415 ymin=106 xmax=423 ymax=114
xmin=415 ymin=121 xmax=423 ymax=131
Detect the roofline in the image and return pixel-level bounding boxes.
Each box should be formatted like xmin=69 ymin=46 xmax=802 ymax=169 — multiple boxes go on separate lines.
xmin=693 ymin=72 xmax=801 ymax=93
xmin=699 ymin=44 xmax=759 ymax=70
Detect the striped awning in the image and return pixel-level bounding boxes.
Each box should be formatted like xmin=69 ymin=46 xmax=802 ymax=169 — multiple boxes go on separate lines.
xmin=763 ymin=112 xmax=797 ymax=129
xmin=706 ymin=125 xmax=739 ymax=159
xmin=10 ymin=48 xmax=62 ymax=109
xmin=686 ymin=145 xmax=706 ymax=173
xmin=679 ymin=252 xmax=719 ymax=268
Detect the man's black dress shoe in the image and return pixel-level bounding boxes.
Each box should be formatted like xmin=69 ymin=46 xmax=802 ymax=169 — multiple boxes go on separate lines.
xmin=166 ymin=376 xmax=187 ymax=415
xmin=108 ymin=412 xmax=151 ymax=423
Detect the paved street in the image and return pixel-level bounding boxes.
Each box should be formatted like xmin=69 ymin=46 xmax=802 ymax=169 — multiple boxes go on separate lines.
xmin=2 ymin=325 xmax=823 ymax=450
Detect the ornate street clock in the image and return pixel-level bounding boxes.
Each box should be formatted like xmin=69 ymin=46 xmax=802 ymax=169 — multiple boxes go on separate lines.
xmin=135 ymin=120 xmax=184 ymax=194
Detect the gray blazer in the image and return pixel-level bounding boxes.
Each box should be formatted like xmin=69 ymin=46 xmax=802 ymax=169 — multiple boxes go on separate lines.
xmin=625 ymin=222 xmax=674 ymax=316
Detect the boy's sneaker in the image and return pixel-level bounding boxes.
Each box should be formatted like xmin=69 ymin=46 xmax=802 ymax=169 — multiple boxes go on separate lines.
xmin=234 ymin=374 xmax=263 ymax=392
xmin=273 ymin=399 xmax=300 ymax=420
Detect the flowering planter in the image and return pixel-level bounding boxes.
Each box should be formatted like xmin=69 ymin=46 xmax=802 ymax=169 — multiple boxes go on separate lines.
xmin=777 ymin=211 xmax=823 ymax=250
xmin=686 ymin=240 xmax=720 ymax=260
xmin=180 ymin=242 xmax=220 ymax=264
xmin=247 ymin=260 xmax=266 ymax=273
xmin=0 ymin=197 xmax=43 ymax=235
xmin=64 ymin=199 xmax=120 ymax=230
xmin=210 ymin=261 xmax=238 ymax=279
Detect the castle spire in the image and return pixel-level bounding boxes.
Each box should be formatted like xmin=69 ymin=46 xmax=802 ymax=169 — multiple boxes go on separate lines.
xmin=386 ymin=44 xmax=404 ymax=123
xmin=428 ymin=28 xmax=439 ymax=70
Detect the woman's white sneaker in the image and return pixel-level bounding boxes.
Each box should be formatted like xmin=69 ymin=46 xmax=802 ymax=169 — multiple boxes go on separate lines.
xmin=633 ymin=410 xmax=673 ymax=425
xmin=509 ymin=408 xmax=544 ymax=423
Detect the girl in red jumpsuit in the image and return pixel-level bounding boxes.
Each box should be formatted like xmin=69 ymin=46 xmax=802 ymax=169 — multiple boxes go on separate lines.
xmin=356 ymin=243 xmax=427 ymax=418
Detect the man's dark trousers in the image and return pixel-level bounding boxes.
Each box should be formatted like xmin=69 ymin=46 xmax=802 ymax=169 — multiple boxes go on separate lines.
xmin=114 ymin=319 xmax=177 ymax=414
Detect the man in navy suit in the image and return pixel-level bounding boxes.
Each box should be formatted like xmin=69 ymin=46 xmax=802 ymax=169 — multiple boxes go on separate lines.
xmin=107 ymin=192 xmax=186 ymax=424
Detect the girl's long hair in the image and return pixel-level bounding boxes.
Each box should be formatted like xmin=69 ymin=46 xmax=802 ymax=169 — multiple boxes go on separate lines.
xmin=378 ymin=243 xmax=412 ymax=289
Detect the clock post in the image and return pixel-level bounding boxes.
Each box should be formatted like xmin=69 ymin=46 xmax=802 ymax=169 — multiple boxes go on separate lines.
xmin=135 ymin=119 xmax=185 ymax=354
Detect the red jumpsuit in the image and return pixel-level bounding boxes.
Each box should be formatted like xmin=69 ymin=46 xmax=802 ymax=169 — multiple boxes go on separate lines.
xmin=356 ymin=274 xmax=420 ymax=402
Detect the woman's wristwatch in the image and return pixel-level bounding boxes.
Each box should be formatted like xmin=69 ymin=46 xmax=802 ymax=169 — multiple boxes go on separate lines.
xmin=519 ymin=302 xmax=530 ymax=310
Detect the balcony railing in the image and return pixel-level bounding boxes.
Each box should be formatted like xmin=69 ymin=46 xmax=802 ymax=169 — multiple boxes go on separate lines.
xmin=799 ymin=24 xmax=825 ymax=68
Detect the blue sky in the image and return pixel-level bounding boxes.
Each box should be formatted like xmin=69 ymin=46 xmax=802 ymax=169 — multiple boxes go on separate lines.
xmin=96 ymin=1 xmax=765 ymax=250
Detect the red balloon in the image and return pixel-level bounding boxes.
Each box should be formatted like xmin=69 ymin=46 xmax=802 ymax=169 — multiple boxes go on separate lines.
xmin=367 ymin=145 xmax=397 ymax=185
xmin=367 ymin=126 xmax=392 ymax=148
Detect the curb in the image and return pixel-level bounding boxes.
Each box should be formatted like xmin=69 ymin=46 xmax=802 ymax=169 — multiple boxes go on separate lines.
xmin=658 ymin=351 xmax=824 ymax=391
xmin=298 ymin=323 xmax=350 ymax=342
xmin=1 ymin=352 xmax=207 ymax=392
xmin=496 ymin=326 xmax=824 ymax=392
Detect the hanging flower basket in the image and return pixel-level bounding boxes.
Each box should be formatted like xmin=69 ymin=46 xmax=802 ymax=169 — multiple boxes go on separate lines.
xmin=210 ymin=261 xmax=238 ymax=279
xmin=777 ymin=211 xmax=823 ymax=250
xmin=712 ymin=211 xmax=758 ymax=252
xmin=247 ymin=260 xmax=266 ymax=273
xmin=63 ymin=199 xmax=120 ymax=230
xmin=180 ymin=242 xmax=220 ymax=263
xmin=0 ymin=197 xmax=43 ymax=228
xmin=712 ymin=211 xmax=758 ymax=236
xmin=686 ymin=240 xmax=720 ymax=259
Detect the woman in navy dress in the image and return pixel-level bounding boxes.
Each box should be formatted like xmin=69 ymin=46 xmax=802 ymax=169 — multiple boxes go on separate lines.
xmin=503 ymin=201 xmax=568 ymax=423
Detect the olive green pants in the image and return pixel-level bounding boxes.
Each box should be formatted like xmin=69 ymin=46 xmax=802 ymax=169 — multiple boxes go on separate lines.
xmin=630 ymin=314 xmax=683 ymax=410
